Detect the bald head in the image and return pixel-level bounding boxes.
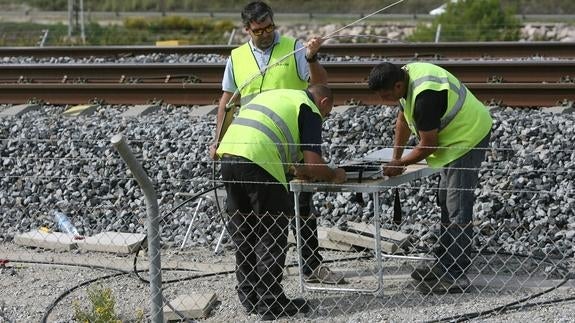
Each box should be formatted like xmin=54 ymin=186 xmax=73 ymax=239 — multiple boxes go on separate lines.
xmin=307 ymin=84 xmax=333 ymax=118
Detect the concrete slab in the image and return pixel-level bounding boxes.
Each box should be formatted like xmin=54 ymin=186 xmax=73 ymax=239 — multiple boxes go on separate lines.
xmin=332 ymin=105 xmax=358 ymax=114
xmin=63 ymin=104 xmax=97 ymax=117
xmin=163 ymin=292 xmax=217 ymax=321
xmin=0 ymin=104 xmax=40 ymax=117
xmin=545 ymin=106 xmax=569 ymax=113
xmin=344 ymin=221 xmax=411 ymax=248
xmin=326 ymin=227 xmax=398 ymax=254
xmin=188 ymin=104 xmax=218 ymax=117
xmin=13 ymin=230 xmax=78 ymax=251
xmin=121 ymin=104 xmax=160 ymax=117
xmin=76 ymin=231 xmax=146 ymax=254
xmin=288 ymin=227 xmax=354 ymax=252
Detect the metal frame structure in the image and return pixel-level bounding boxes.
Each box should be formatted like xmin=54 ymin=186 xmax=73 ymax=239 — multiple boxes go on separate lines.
xmin=289 ymin=149 xmax=439 ymax=296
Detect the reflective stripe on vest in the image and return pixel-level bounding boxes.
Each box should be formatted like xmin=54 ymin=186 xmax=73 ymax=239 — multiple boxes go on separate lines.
xmin=410 ymin=75 xmax=467 ymax=131
xmin=241 ymin=103 xmax=299 ymax=164
xmin=231 ymin=117 xmax=289 ymax=171
xmin=241 ymin=93 xmax=258 ymax=106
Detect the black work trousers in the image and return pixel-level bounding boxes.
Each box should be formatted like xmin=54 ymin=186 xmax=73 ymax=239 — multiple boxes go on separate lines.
xmin=290 ymin=191 xmax=323 ymax=276
xmin=221 ymin=156 xmax=292 ymax=313
xmin=436 ymin=132 xmax=490 ymax=278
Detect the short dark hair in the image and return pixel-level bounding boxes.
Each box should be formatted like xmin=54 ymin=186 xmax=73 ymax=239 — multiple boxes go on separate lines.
xmin=368 ymin=62 xmax=405 ymax=91
xmin=241 ymin=1 xmax=274 ymax=27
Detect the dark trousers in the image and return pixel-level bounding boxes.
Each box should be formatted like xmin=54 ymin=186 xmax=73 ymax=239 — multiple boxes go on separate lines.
xmin=436 ymin=132 xmax=490 ymax=278
xmin=290 ymin=191 xmax=323 ymax=276
xmin=221 ymin=156 xmax=292 ymax=312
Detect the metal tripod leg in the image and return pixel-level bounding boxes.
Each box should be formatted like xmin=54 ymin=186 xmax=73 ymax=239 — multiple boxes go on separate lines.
xmin=180 ymin=198 xmax=204 ymax=249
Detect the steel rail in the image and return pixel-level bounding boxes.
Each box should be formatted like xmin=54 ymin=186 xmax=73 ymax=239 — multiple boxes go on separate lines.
xmin=1 ymin=61 xmax=574 ymax=84
xmin=1 ymin=82 xmax=572 ymax=107
xmin=0 ymin=41 xmax=574 ymax=59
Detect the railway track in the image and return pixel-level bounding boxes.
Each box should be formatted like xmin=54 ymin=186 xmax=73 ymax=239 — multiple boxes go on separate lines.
xmin=1 ymin=42 xmax=574 ymax=60
xmin=1 ymin=61 xmax=573 ymax=84
xmin=0 ymin=43 xmax=574 ymax=107
xmin=1 ymin=63 xmax=573 ymax=107
xmin=2 ymin=82 xmax=573 ymax=107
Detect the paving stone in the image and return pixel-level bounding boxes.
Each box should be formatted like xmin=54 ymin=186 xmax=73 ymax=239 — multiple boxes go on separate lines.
xmin=76 ymin=231 xmax=146 ymax=254
xmin=13 ymin=230 xmax=78 ymax=251
xmin=163 ymin=292 xmax=217 ymax=321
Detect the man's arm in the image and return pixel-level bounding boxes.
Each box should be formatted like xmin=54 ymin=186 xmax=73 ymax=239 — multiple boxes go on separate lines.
xmin=385 ymin=111 xmax=439 ymax=177
xmin=210 ymin=91 xmax=237 ymax=160
xmin=292 ymin=104 xmax=345 ymax=183
xmin=392 ymin=111 xmax=411 ymax=160
xmin=305 ymin=37 xmax=328 ymax=85
xmin=389 ymin=129 xmax=438 ymax=168
xmin=295 ymin=151 xmax=346 ymax=184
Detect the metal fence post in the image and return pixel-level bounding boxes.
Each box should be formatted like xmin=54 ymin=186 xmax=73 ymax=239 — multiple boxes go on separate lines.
xmin=111 ymin=134 xmax=163 ymax=322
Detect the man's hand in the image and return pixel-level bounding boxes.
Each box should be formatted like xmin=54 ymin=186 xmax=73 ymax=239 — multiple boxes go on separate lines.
xmin=290 ymin=165 xmax=313 ymax=181
xmin=332 ymin=168 xmax=347 ymax=184
xmin=305 ymin=37 xmax=324 ymax=59
xmin=383 ymin=159 xmax=406 ymax=177
xmin=209 ymin=143 xmax=219 ymax=160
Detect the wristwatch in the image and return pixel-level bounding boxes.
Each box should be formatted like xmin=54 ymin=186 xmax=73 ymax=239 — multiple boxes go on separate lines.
xmin=305 ymin=53 xmax=318 ymax=63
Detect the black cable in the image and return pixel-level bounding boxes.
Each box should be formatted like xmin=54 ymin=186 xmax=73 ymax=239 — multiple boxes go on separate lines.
xmin=425 ymin=248 xmax=573 ymax=323
xmin=24 ymin=175 xmax=575 ymax=323
xmin=11 ymin=248 xmax=574 ymax=322
xmin=426 ymin=276 xmax=573 ymax=323
xmin=5 ymin=259 xmax=197 ymax=322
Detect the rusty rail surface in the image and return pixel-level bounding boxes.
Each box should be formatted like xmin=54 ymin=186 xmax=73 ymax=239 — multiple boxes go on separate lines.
xmin=1 ymin=42 xmax=574 ymax=59
xmin=0 ymin=56 xmax=574 ymax=107
xmin=1 ymin=82 xmax=573 ymax=107
xmin=1 ymin=61 xmax=574 ymax=84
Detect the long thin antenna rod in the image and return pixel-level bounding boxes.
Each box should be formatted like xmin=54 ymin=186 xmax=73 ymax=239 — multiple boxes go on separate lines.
xmin=225 ymin=0 xmax=405 ymax=110
xmin=217 ymin=0 xmax=405 ymax=141
xmin=323 ymin=0 xmax=405 ymax=40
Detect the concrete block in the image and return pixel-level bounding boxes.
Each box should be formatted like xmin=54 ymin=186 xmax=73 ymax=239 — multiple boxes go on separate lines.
xmin=344 ymin=221 xmax=411 ymax=248
xmin=0 ymin=104 xmax=40 ymax=117
xmin=325 ymin=227 xmax=398 ymax=254
xmin=156 ymin=40 xmax=190 ymax=46
xmin=188 ymin=104 xmax=218 ymax=117
xmin=163 ymin=293 xmax=217 ymax=321
xmin=332 ymin=105 xmax=358 ymax=114
xmin=77 ymin=231 xmax=146 ymax=254
xmin=63 ymin=104 xmax=97 ymax=117
xmin=14 ymin=230 xmax=78 ymax=251
xmin=288 ymin=227 xmax=354 ymax=252
xmin=121 ymin=104 xmax=160 ymax=117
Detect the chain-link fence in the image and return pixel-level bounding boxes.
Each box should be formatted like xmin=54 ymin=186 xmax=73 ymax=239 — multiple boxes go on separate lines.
xmin=0 ymin=104 xmax=574 ymax=322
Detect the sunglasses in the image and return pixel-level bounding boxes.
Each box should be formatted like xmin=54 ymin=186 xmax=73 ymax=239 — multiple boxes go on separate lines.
xmin=250 ymin=24 xmax=275 ymax=36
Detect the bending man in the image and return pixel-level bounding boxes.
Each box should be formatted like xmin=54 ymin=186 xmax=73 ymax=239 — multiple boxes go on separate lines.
xmin=211 ymin=1 xmax=345 ymax=285
xmin=216 ymin=85 xmax=346 ymax=320
xmin=368 ymin=62 xmax=492 ymax=294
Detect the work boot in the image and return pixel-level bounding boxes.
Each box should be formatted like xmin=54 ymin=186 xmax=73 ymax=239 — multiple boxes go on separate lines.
xmin=259 ymin=297 xmax=310 ymax=321
xmin=304 ymin=265 xmax=346 ymax=284
xmin=416 ymin=274 xmax=470 ymax=294
xmin=410 ymin=263 xmax=445 ymax=282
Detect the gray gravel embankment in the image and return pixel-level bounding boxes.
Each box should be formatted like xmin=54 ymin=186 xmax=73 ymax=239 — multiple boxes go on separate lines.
xmin=0 ymin=101 xmax=574 ymax=321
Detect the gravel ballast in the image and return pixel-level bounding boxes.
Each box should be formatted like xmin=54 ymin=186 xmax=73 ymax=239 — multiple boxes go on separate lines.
xmin=0 ymin=103 xmax=574 ymax=321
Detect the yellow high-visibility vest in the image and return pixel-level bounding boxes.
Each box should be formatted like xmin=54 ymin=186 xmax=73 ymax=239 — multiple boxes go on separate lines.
xmin=231 ymin=36 xmax=308 ymax=106
xmin=400 ymin=62 xmax=493 ymax=167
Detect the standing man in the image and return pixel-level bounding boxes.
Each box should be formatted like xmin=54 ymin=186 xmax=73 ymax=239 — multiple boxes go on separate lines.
xmin=367 ymin=62 xmax=492 ymax=294
xmin=216 ymin=85 xmax=346 ymax=320
xmin=211 ymin=0 xmax=345 ymax=286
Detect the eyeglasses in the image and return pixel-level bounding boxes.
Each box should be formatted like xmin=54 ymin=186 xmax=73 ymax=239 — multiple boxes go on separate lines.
xmin=250 ymin=24 xmax=275 ymax=36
